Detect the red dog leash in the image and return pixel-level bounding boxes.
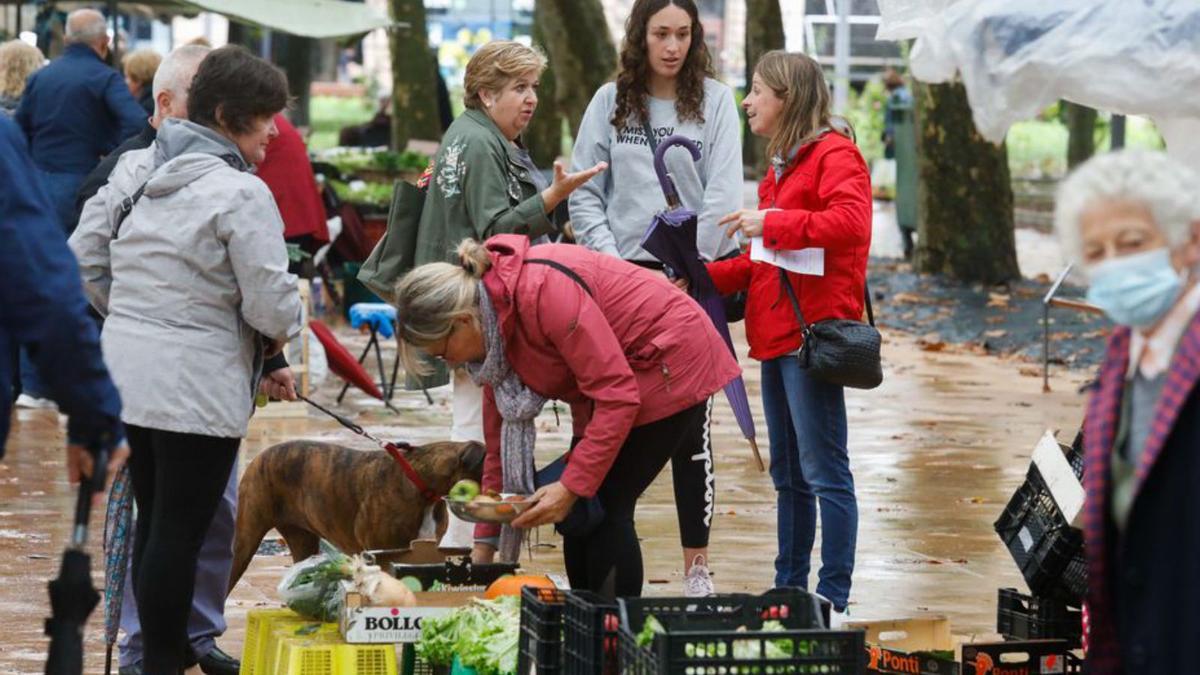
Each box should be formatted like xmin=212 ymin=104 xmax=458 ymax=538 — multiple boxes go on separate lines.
xmin=296 ymin=394 xmax=439 ymax=503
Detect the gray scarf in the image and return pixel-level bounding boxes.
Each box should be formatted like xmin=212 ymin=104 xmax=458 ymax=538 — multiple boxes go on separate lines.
xmin=465 ymin=283 xmax=546 ymax=561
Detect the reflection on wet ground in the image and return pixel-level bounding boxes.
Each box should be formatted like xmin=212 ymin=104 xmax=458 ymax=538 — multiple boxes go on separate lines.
xmin=0 ymin=324 xmax=1090 ymax=672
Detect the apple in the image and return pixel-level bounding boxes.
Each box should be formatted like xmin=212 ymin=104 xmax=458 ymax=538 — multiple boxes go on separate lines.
xmin=448 ymin=479 xmax=481 ymax=502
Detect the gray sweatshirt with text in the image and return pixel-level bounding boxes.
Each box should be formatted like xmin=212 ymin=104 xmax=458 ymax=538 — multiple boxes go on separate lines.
xmin=569 ymin=78 xmax=743 ymax=263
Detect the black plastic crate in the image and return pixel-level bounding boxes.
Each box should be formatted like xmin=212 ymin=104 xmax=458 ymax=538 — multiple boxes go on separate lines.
xmin=519 ymin=585 xmax=567 ymax=675
xmin=996 ymin=588 xmax=1082 ymax=649
xmin=388 ymin=555 xmax=519 ymax=590
xmin=563 ymin=590 xmax=619 ymax=675
xmin=994 ymin=462 xmax=1087 ymax=604
xmin=618 ymin=589 xmax=863 ymax=674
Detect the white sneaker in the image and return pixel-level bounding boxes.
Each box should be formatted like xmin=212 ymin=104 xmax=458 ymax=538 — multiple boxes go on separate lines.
xmin=15 ymin=394 xmax=56 ymax=410
xmin=829 ymin=604 xmax=849 ymax=628
xmin=683 ymin=555 xmax=714 ymax=597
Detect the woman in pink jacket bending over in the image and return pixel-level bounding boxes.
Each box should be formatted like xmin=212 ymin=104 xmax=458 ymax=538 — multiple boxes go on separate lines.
xmin=393 ymin=234 xmax=740 ymax=595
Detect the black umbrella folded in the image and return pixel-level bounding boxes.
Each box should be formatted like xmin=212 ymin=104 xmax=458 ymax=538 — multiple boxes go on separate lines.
xmin=46 ymin=449 xmax=107 ymax=675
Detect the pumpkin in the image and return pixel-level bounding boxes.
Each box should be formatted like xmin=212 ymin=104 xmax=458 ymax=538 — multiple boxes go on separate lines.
xmin=484 ymin=574 xmax=556 ymax=600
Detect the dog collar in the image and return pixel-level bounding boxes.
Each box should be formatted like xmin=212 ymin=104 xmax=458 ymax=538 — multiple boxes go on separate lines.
xmin=383 ymin=440 xmax=439 ymax=503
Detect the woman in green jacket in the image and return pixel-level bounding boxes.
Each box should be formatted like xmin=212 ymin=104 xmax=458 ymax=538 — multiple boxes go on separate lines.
xmin=414 ymin=41 xmax=606 ymax=547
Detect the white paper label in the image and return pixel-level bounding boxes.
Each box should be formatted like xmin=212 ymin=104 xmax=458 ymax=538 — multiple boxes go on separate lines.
xmin=749 ymin=238 xmax=825 ymax=276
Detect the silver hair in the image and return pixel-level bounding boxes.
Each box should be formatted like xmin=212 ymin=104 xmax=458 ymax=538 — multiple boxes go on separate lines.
xmin=65 ymin=9 xmax=108 ymax=45
xmin=1054 ymin=149 xmax=1200 ymax=268
xmin=151 ymin=44 xmax=211 ymax=116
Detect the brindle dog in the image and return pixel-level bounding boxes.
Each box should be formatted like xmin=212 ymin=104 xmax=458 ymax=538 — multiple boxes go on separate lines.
xmin=228 ymin=439 xmax=485 ymax=592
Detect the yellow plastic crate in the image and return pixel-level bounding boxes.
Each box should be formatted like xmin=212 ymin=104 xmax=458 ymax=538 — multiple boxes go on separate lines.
xmin=275 ymin=640 xmax=398 ymax=675
xmin=264 ymin=622 xmax=341 ymax=675
xmin=240 ymin=608 xmax=334 ymax=675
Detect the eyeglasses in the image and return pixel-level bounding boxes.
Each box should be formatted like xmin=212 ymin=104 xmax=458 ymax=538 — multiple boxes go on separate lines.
xmin=427 ymin=322 xmax=459 ymax=362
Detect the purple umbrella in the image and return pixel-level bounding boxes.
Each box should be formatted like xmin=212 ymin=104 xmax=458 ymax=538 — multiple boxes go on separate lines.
xmin=640 ymin=135 xmax=763 ymax=471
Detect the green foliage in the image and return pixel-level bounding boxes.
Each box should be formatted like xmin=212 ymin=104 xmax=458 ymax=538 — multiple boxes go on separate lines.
xmin=845 ymin=78 xmax=889 ymax=167
xmin=309 ymin=96 xmax=376 ymax=151
xmin=330 ymin=180 xmax=393 ymax=208
xmin=1007 ymin=114 xmax=1165 ymax=178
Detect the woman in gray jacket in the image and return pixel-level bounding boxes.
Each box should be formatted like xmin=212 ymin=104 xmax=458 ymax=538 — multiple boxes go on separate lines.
xmin=70 ymin=46 xmax=301 ymax=675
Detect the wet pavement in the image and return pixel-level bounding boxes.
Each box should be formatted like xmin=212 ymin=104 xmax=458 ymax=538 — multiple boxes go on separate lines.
xmin=0 ymin=319 xmax=1092 ymax=672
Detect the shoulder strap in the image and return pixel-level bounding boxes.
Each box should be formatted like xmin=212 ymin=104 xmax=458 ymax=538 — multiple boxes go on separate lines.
xmin=526 ymin=258 xmax=593 ymax=297
xmin=778 ymin=267 xmax=875 ymax=329
xmin=112 ymin=182 xmax=149 ymax=240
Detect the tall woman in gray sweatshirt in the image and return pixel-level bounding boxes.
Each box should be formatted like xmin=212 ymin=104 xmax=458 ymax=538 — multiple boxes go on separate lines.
xmin=568 ymin=0 xmax=743 ymax=597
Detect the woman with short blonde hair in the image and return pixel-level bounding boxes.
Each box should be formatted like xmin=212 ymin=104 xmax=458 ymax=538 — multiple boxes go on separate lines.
xmin=122 ymin=48 xmax=162 ymax=115
xmin=0 ymin=39 xmax=44 ymax=116
xmin=379 ymin=41 xmax=606 ymax=545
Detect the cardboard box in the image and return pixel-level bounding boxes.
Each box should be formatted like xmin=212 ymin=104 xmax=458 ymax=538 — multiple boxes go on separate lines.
xmin=1031 ymin=431 xmax=1084 ymax=528
xmin=845 ymin=616 xmax=959 ymax=675
xmin=339 ymin=583 xmax=478 ymax=644
xmin=960 ymin=640 xmax=1070 ymax=675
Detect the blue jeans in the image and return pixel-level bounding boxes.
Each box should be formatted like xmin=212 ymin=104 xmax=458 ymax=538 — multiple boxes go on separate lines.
xmin=18 ymin=346 xmax=46 ymax=399
xmin=35 ymin=169 xmax=86 ymax=235
xmin=761 ymin=356 xmax=857 ymax=610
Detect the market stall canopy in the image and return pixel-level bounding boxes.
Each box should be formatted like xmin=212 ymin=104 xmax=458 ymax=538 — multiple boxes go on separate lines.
xmin=180 ymin=0 xmax=394 ymax=38
xmin=876 ymin=0 xmax=1200 ymax=167
xmin=1 ymin=0 xmax=397 ymax=39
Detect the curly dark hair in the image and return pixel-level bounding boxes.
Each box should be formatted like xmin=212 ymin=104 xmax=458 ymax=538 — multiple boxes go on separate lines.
xmin=187 ymin=45 xmax=289 ymax=135
xmin=611 ymin=0 xmax=713 ymax=130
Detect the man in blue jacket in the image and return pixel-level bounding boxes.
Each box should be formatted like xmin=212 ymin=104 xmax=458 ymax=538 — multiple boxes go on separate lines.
xmin=15 ymin=8 xmax=145 ymax=235
xmin=0 ymin=113 xmax=126 ymax=494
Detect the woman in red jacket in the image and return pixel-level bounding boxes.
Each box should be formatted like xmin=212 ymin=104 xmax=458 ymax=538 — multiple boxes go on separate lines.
xmin=708 ymin=51 xmax=872 ymax=618
xmin=393 ymin=234 xmax=740 ymax=596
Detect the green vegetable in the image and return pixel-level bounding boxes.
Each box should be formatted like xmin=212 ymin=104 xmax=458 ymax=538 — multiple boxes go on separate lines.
xmin=278 ymin=552 xmax=352 ymax=622
xmin=329 ymin=179 xmax=393 ymax=208
xmin=635 ymin=615 xmax=666 ymax=648
xmin=416 ymin=596 xmax=521 ymax=675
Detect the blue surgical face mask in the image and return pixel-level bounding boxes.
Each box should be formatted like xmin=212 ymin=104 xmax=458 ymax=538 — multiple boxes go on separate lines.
xmin=1085 ymin=247 xmax=1184 ymax=328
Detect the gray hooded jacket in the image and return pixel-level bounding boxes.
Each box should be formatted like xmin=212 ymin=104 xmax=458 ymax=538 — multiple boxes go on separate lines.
xmin=70 ymin=118 xmax=301 ymax=438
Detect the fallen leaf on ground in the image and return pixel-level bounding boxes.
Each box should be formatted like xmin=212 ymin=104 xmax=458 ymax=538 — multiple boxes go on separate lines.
xmin=1018 ymin=366 xmax=1042 ymax=377
xmin=987 ymin=293 xmax=1011 ymax=308
xmin=984 ymin=329 xmax=1008 ymax=338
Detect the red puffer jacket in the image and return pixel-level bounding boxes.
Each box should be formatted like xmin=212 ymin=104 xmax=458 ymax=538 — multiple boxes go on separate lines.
xmin=707 ymin=131 xmax=872 ymax=361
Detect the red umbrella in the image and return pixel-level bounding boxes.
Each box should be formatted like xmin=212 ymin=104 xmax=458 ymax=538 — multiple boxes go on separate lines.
xmin=309 ymin=319 xmax=385 ymax=400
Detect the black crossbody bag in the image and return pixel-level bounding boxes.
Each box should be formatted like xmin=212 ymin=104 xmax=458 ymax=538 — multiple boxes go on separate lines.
xmin=779 ymin=268 xmax=883 ymax=389
xmin=525 ymin=258 xmax=606 ymax=537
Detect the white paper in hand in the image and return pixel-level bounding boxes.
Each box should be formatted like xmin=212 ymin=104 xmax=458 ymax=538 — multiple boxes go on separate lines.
xmin=750 ymin=237 xmax=825 ymax=276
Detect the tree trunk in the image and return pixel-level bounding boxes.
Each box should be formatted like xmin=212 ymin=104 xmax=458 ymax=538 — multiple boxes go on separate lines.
xmin=389 ymin=0 xmax=442 ymax=151
xmin=1064 ymin=101 xmax=1097 ymax=169
xmin=527 ymin=7 xmax=564 ymax=167
xmin=913 ymin=79 xmax=1019 ymax=284
xmin=274 ymin=34 xmax=316 ymax=129
xmin=743 ymin=0 xmax=784 ymax=173
xmin=534 ymin=0 xmax=617 ymax=137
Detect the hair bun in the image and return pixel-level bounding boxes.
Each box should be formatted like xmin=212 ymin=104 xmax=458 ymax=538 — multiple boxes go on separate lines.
xmin=456 ymin=239 xmax=492 ymax=279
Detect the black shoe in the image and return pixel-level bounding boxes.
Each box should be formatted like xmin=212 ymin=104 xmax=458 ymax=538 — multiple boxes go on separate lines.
xmin=197 ymin=646 xmax=240 ymax=675
xmin=118 ymin=664 xmax=143 ymax=675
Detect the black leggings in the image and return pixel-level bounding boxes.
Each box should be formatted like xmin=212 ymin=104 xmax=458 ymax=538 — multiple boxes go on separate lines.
xmin=126 ymin=425 xmax=239 ymax=675
xmin=671 ymin=397 xmax=714 ymax=549
xmin=563 ymin=403 xmax=707 ymax=597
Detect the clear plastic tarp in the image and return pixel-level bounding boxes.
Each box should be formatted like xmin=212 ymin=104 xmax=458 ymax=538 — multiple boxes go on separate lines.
xmin=876 ymin=0 xmax=1200 ymax=161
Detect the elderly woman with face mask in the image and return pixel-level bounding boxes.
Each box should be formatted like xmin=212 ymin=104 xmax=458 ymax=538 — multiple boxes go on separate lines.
xmin=1053 ymin=150 xmax=1200 ymax=675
